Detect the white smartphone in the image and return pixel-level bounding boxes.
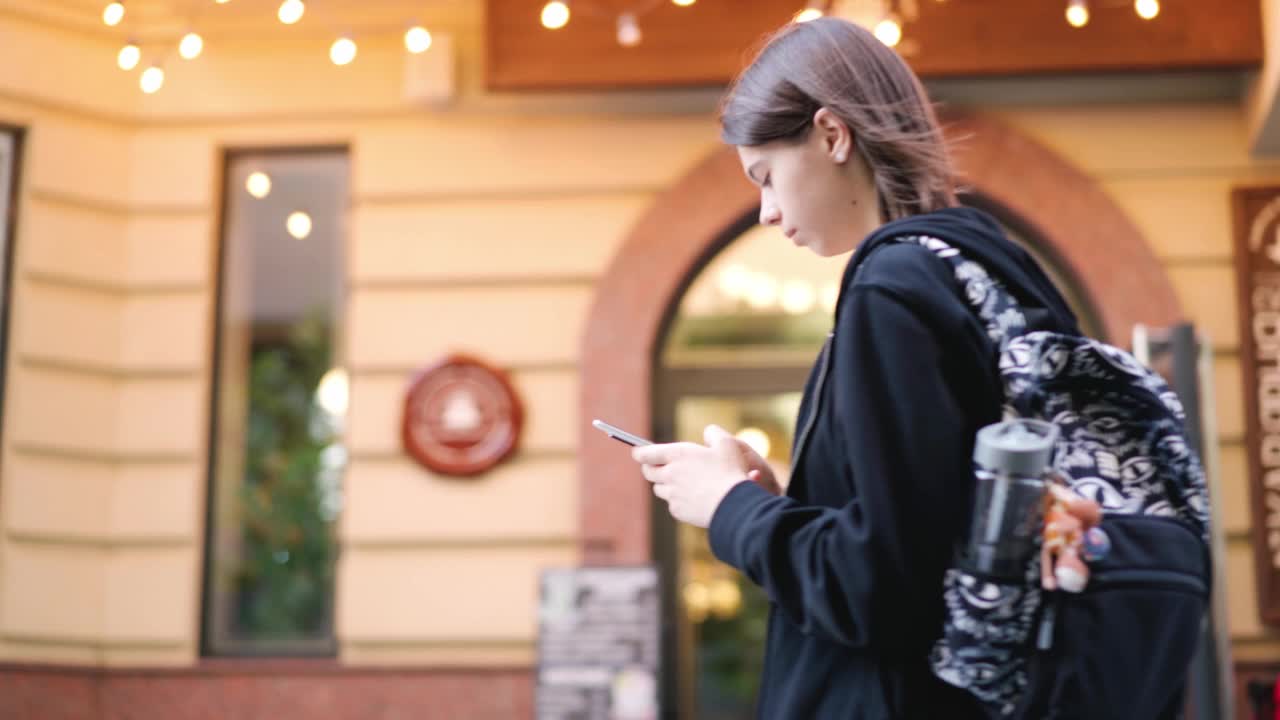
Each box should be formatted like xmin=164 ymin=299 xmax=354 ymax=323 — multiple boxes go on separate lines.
xmin=592 ymin=419 xmax=654 ymax=447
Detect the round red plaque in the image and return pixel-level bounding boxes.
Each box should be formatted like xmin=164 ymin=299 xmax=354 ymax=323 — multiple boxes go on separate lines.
xmin=401 ymin=354 xmax=523 ymax=477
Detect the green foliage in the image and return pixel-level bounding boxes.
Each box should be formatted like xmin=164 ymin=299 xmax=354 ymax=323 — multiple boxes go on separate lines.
xmin=233 ymin=312 xmax=338 ymax=640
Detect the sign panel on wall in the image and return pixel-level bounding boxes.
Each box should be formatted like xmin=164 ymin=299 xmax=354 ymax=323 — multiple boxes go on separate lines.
xmin=401 ymin=354 xmax=523 ymax=477
xmin=536 ymin=566 xmax=660 ymax=720
xmin=1233 ymin=185 xmax=1280 ymax=626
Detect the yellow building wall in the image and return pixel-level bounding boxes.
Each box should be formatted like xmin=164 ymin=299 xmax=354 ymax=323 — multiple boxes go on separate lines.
xmin=0 ymin=4 xmax=1277 ymax=674
xmin=0 ymin=7 xmax=719 ymax=669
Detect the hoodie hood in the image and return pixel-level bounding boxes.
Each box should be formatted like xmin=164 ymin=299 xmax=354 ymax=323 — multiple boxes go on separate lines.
xmin=841 ymin=206 xmax=1080 ymax=335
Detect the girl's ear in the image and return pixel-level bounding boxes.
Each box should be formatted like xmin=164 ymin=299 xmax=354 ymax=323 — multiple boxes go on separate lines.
xmin=813 ymin=107 xmax=853 ymax=164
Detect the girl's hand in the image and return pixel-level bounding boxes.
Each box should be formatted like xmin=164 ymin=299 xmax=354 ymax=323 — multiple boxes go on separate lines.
xmin=632 ymin=425 xmax=775 ymax=528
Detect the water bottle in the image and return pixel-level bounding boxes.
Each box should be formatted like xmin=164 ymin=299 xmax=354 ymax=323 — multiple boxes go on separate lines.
xmin=962 ymin=419 xmax=1058 ymax=580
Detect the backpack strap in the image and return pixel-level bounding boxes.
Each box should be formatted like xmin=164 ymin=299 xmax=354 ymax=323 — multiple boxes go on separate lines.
xmin=888 ymin=235 xmax=1030 ymax=354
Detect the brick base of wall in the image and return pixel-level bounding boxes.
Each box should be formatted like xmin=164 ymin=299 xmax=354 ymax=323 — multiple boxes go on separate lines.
xmin=0 ymin=661 xmax=533 ymax=720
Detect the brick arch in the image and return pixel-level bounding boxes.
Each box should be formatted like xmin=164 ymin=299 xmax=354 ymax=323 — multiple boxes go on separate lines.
xmin=578 ymin=113 xmax=1182 ymax=564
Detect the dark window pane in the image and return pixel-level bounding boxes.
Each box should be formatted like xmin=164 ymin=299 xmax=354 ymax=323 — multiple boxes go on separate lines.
xmin=0 ymin=128 xmax=20 ymax=450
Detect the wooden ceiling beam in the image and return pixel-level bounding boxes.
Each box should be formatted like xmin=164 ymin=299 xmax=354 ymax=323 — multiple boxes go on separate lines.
xmin=485 ymin=0 xmax=1264 ymax=91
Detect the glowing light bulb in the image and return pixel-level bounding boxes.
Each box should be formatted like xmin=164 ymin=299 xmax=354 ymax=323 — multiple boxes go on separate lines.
xmin=708 ymin=578 xmax=743 ymax=619
xmin=315 ymin=368 xmax=349 ymax=416
xmin=1065 ymin=0 xmax=1089 ymax=27
xmin=330 ymin=36 xmax=357 ymax=65
xmin=179 ymin=32 xmax=203 ymax=59
xmin=541 ymin=1 xmax=570 ymax=30
xmin=683 ymin=582 xmax=710 ymax=623
xmin=117 ymin=43 xmax=140 ymax=71
xmin=672 ymin=0 xmax=695 ymax=5
xmin=278 ymin=0 xmax=304 ymax=25
xmin=780 ymin=281 xmax=817 ymax=315
xmin=140 ymin=65 xmax=164 ymax=94
xmin=794 ymin=8 xmax=823 ymax=22
xmin=745 ymin=274 xmax=779 ymax=310
xmin=616 ymin=12 xmax=641 ymax=47
xmin=1135 ymin=0 xmax=1159 ymax=20
xmin=405 ymin=26 xmax=433 ymax=53
xmin=874 ymin=16 xmax=902 ymax=46
xmin=717 ymin=264 xmax=750 ymax=300
xmin=736 ymin=428 xmax=772 ymax=459
xmin=103 ymin=2 xmax=125 ymax=26
xmin=246 ymin=172 xmax=272 ymax=199
xmin=287 ymin=211 xmax=312 ymax=239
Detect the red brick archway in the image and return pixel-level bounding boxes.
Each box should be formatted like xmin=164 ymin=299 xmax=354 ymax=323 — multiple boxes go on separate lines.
xmin=578 ymin=112 xmax=1183 ymax=564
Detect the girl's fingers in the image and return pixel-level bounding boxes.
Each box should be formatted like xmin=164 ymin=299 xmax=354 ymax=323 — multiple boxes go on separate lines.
xmin=640 ymin=464 xmax=661 ymax=484
xmin=632 ymin=441 xmax=699 ymax=466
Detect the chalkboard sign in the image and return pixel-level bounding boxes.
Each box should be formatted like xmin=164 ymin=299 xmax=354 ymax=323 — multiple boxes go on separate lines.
xmin=535 ymin=566 xmax=660 ymax=720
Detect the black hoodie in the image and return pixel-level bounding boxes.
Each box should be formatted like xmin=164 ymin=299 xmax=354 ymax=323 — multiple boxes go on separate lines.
xmin=707 ymin=207 xmax=1080 ymax=719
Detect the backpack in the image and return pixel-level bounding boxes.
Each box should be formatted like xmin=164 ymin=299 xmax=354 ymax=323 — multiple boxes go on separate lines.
xmin=895 ymin=235 xmax=1213 ymax=719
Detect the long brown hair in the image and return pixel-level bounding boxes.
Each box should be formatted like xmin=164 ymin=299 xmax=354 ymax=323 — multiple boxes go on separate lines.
xmin=720 ymin=17 xmax=956 ymax=221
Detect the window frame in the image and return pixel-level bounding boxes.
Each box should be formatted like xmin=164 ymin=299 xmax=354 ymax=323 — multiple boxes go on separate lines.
xmin=200 ymin=145 xmax=350 ymax=658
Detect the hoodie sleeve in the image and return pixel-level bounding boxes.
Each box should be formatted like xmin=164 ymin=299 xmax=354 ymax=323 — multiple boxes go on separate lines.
xmin=707 ymin=274 xmax=985 ymax=650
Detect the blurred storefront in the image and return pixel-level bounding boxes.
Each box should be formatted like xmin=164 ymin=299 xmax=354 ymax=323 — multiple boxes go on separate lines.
xmin=0 ymin=0 xmax=1277 ymax=718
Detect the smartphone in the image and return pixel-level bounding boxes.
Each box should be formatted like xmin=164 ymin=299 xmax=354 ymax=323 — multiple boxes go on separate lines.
xmin=592 ymin=419 xmax=654 ymax=447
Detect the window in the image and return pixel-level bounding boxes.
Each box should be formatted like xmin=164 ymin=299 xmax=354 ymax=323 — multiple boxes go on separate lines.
xmin=202 ymin=148 xmax=349 ymax=656
xmin=0 ymin=127 xmax=22 ymax=450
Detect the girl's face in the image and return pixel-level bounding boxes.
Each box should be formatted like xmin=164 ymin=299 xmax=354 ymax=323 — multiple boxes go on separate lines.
xmin=736 ymin=109 xmax=881 ymax=258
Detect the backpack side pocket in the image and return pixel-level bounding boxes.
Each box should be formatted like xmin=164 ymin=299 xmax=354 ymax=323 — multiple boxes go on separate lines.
xmin=1020 ymin=515 xmax=1209 ymax=720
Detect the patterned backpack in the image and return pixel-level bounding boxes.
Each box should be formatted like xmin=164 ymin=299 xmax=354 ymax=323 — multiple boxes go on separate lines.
xmin=897 ymin=236 xmax=1212 ymax=719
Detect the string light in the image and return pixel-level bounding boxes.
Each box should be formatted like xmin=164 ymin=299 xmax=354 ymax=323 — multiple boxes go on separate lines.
xmin=278 ymin=0 xmax=305 ymax=25
xmin=117 ymin=42 xmax=140 ymax=71
xmin=683 ymin=581 xmax=710 ymax=623
xmin=616 ymin=12 xmax=641 ymax=47
xmin=140 ymin=65 xmax=164 ymax=94
xmin=874 ymin=15 xmax=902 ymax=46
xmin=287 ymin=211 xmax=313 ymax=239
xmin=541 ymin=2 xmax=570 ymax=30
xmin=707 ymin=578 xmax=743 ymax=619
xmin=246 ymin=172 xmax=272 ymax=199
xmin=179 ymin=32 xmax=204 ymax=60
xmin=735 ymin=428 xmax=771 ymax=458
xmin=102 ymin=2 xmax=125 ymax=27
xmin=91 ymin=0 xmax=1165 ymax=99
xmin=405 ymin=26 xmax=433 ymax=53
xmin=1065 ymin=0 xmax=1089 ymax=27
xmin=315 ymin=368 xmax=350 ymax=417
xmin=330 ymin=36 xmax=357 ymax=65
xmin=780 ymin=281 xmax=817 ymax=315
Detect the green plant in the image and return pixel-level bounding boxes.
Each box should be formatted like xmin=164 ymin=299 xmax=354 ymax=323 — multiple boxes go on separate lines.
xmin=233 ymin=311 xmax=338 ymax=639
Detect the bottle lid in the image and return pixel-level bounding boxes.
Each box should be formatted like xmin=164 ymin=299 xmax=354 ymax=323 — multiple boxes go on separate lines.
xmin=974 ymin=419 xmax=1058 ymax=476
